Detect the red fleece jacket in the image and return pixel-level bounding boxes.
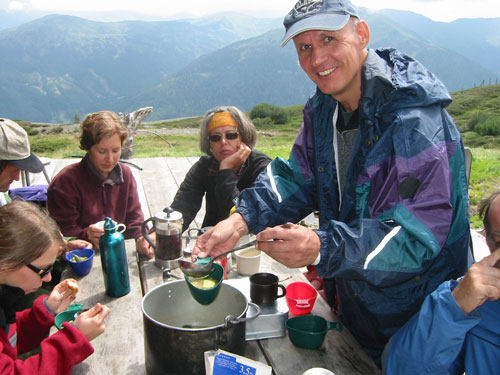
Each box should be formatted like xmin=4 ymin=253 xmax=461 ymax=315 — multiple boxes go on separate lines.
xmin=0 ymin=296 xmax=93 ymax=374
xmin=47 ymin=156 xmax=144 ymax=241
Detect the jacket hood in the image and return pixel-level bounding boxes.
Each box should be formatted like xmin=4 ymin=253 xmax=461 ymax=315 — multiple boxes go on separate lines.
xmin=360 ymin=48 xmax=452 ymax=115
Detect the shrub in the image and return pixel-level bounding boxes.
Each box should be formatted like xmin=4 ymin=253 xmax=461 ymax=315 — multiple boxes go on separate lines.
xmin=475 ymin=116 xmax=500 ymax=136
xmin=272 ymin=110 xmax=288 ymax=124
xmin=252 ymin=117 xmax=274 ymax=127
xmin=48 ymin=126 xmax=64 ymax=134
xmin=467 ymin=111 xmax=487 ymax=131
xmin=250 ymin=103 xmax=289 ymax=125
xmin=250 ymin=103 xmax=274 ymax=119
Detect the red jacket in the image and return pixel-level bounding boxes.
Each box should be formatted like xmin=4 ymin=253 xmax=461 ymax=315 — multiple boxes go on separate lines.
xmin=47 ymin=155 xmax=144 ymax=240
xmin=0 ymin=296 xmax=93 ymax=374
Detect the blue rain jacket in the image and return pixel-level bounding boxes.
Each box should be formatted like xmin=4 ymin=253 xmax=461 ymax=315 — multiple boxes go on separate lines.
xmin=236 ymin=48 xmax=471 ymax=361
xmin=384 ymin=280 xmax=500 ymax=374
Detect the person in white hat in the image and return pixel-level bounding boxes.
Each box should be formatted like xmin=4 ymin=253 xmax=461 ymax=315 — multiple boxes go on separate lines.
xmin=0 ymin=118 xmax=44 ymax=195
xmin=0 ymin=118 xmax=92 ymax=251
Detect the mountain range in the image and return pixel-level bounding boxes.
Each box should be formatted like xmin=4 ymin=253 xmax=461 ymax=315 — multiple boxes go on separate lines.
xmin=0 ymin=9 xmax=499 ymax=123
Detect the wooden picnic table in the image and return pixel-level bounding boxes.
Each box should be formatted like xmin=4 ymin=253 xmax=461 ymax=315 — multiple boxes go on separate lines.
xmin=61 ymin=236 xmax=380 ymax=375
xmin=46 ymin=157 xmax=380 ymax=375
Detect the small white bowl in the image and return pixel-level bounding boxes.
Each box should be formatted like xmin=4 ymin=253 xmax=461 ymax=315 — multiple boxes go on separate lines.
xmin=235 ymin=248 xmax=261 ymax=275
xmin=302 ymin=368 xmax=335 ymax=375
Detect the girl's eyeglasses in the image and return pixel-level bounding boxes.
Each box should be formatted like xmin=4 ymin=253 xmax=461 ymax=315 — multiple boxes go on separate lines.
xmin=26 ymin=263 xmax=53 ymax=278
xmin=208 ymin=132 xmax=239 ymax=143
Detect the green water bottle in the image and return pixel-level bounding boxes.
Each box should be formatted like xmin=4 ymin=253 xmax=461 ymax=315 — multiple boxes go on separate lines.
xmin=99 ymin=217 xmax=130 ymax=297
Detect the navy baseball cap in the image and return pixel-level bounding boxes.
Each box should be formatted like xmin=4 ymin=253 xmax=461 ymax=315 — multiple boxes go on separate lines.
xmin=282 ymin=0 xmax=359 ymax=47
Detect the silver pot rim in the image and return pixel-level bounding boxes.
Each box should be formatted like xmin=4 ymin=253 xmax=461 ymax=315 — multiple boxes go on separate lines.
xmin=141 ymin=280 xmax=248 ymax=331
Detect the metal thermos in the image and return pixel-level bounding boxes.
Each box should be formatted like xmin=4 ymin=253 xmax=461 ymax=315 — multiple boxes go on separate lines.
xmin=99 ymin=217 xmax=130 ymax=297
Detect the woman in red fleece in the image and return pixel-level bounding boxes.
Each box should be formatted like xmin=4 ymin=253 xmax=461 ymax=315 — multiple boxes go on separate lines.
xmin=0 ymin=201 xmax=110 ymax=374
xmin=47 ymin=110 xmax=152 ymax=254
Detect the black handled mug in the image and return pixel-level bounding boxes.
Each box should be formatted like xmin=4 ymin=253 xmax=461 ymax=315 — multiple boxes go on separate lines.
xmin=250 ymin=272 xmax=286 ymax=304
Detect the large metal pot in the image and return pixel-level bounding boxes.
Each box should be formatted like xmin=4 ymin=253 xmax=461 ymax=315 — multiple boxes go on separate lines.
xmin=142 ymin=280 xmax=260 ymax=375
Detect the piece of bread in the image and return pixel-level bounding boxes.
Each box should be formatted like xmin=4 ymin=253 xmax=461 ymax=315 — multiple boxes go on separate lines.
xmin=67 ymin=279 xmax=79 ymax=294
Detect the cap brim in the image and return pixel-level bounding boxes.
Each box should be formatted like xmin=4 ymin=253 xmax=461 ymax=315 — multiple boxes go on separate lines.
xmin=8 ymin=153 xmax=44 ymax=173
xmin=281 ymin=13 xmax=350 ymax=47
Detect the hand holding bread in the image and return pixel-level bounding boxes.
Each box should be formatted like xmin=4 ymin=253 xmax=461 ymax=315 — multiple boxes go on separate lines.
xmin=46 ymin=278 xmax=79 ymax=314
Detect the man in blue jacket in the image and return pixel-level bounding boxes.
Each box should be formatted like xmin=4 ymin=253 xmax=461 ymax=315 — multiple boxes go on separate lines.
xmin=193 ymin=0 xmax=471 ymax=365
xmin=384 ymin=191 xmax=500 ymax=374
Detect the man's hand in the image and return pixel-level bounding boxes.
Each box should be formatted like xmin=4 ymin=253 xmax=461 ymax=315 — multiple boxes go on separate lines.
xmin=256 ymin=223 xmax=320 ymax=268
xmin=219 ymin=143 xmax=251 ymax=172
xmin=452 ymin=249 xmax=500 ymax=314
xmin=192 ymin=213 xmax=249 ymax=260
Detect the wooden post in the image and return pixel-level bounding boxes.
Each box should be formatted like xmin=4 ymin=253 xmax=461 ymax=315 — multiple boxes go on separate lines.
xmin=119 ymin=107 xmax=153 ymax=159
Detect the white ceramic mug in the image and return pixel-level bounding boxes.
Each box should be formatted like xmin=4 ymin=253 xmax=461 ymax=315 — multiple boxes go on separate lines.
xmin=94 ymin=220 xmax=126 ymax=233
xmin=235 ymin=248 xmax=261 ymax=275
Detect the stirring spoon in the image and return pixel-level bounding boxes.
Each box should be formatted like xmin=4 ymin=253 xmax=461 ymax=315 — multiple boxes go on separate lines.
xmin=178 ymin=240 xmax=258 ymax=278
xmin=179 ymin=222 xmax=294 ymax=278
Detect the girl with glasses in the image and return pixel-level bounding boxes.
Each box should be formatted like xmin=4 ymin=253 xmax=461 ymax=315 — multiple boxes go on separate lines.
xmin=169 ymin=106 xmax=272 ymax=235
xmin=0 ymin=201 xmax=110 ymax=374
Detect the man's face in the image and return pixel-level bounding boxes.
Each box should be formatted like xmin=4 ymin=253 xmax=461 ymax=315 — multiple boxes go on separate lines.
xmin=0 ymin=164 xmax=20 ymax=192
xmin=292 ymin=20 xmax=369 ymax=110
xmin=487 ymin=196 xmax=500 ymax=252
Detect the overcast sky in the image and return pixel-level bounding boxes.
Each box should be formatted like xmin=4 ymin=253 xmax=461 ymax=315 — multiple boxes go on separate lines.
xmin=2 ymin=0 xmax=500 ymax=22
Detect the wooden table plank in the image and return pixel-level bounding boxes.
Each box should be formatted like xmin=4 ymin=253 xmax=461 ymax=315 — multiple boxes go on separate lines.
xmin=128 ymin=158 xmax=151 ymax=219
xmin=134 ymin=157 xmax=174 ymax=216
xmin=61 ymin=240 xmax=146 ymax=375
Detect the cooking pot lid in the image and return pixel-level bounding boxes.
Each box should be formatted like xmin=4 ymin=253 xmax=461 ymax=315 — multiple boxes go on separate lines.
xmin=154 ymin=207 xmax=183 ymax=222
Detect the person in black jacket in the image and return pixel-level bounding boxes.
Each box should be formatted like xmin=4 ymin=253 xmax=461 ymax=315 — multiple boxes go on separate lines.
xmin=170 ymin=106 xmax=271 ymax=233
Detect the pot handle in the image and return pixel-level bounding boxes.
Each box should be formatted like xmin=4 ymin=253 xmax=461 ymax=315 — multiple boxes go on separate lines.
xmin=224 ymin=302 xmax=261 ymax=327
xmin=141 ymin=217 xmax=156 ymax=249
xmin=327 ymin=321 xmax=343 ymax=332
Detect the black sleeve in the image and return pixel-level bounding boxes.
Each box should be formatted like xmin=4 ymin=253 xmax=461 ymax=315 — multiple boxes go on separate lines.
xmin=214 ymin=150 xmax=272 ymax=222
xmin=170 ymin=158 xmax=208 ymax=232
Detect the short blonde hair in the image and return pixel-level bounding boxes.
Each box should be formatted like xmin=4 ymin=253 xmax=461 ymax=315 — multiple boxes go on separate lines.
xmin=79 ymin=110 xmax=129 ymax=151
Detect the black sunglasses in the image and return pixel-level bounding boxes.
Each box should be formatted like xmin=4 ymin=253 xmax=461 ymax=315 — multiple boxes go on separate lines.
xmin=26 ymin=263 xmax=53 ymax=278
xmin=208 ymin=131 xmax=239 ymax=143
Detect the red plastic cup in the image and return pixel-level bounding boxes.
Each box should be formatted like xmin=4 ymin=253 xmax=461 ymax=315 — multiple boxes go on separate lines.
xmin=286 ymin=281 xmax=318 ymax=315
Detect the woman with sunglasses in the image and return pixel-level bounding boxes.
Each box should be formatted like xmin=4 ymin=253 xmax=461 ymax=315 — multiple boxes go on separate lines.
xmin=0 ymin=201 xmax=110 ymax=374
xmin=168 ymin=106 xmax=272 ymax=239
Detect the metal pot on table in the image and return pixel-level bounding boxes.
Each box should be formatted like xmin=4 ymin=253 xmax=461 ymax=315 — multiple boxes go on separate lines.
xmin=141 ymin=280 xmax=261 ymax=375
